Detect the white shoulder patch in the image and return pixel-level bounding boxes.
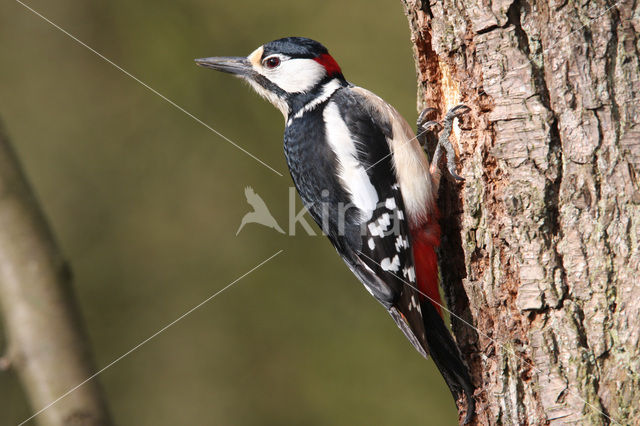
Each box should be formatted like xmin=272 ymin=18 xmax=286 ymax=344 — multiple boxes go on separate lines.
xmin=350 ymin=86 xmax=436 ymax=227
xmin=324 ymin=102 xmax=379 ymax=221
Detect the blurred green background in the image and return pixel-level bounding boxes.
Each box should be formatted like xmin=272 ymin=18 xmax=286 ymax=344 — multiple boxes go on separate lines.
xmin=0 ymin=0 xmax=456 ymax=424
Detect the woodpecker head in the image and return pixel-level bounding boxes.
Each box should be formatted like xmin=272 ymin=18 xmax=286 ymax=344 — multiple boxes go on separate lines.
xmin=196 ymin=37 xmax=346 ymax=117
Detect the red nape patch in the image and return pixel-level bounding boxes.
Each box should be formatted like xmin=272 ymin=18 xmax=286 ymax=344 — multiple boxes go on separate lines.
xmin=313 ymin=54 xmax=342 ymax=77
xmin=411 ymin=217 xmax=443 ymax=318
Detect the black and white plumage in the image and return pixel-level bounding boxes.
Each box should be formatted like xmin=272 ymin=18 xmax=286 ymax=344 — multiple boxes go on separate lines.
xmin=196 ymin=37 xmax=475 ymax=423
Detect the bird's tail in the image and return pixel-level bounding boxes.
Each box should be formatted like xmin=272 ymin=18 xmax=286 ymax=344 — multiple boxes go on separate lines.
xmin=421 ymin=299 xmax=476 ymax=424
xmin=410 ymin=214 xmax=475 ymax=422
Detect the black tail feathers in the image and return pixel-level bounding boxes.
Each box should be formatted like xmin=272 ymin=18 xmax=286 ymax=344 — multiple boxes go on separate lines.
xmin=421 ymin=300 xmax=476 ymax=424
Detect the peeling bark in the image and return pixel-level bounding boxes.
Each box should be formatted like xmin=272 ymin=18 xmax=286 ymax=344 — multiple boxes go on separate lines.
xmin=402 ymin=0 xmax=640 ymax=424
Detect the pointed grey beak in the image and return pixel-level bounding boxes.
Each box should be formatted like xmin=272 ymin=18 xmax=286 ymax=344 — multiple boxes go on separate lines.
xmin=194 ymin=56 xmax=251 ymax=76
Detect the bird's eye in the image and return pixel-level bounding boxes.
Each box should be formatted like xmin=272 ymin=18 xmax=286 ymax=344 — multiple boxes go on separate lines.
xmin=264 ymin=57 xmax=281 ymax=69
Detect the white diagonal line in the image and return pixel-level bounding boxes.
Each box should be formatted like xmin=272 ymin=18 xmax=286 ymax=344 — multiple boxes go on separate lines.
xmin=18 ymin=249 xmax=284 ymax=426
xmin=357 ymin=251 xmax=621 ymax=425
xmin=14 ymin=0 xmax=283 ymax=177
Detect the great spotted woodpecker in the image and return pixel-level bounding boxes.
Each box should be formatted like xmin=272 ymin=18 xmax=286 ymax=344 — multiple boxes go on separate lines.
xmin=196 ymin=37 xmax=475 ymax=422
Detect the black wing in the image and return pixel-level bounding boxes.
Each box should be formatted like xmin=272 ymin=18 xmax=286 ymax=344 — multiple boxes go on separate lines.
xmin=325 ymin=86 xmax=430 ymax=357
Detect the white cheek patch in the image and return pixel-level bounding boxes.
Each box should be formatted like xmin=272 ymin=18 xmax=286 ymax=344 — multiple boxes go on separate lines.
xmin=259 ymin=58 xmax=327 ymax=93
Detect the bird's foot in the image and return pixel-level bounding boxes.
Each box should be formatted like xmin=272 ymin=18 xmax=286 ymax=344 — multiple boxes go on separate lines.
xmin=416 ymin=107 xmax=441 ymax=150
xmin=431 ymin=104 xmax=470 ymax=182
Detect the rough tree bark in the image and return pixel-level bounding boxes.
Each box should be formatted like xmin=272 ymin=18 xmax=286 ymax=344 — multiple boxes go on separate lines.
xmin=0 ymin=121 xmax=112 ymax=426
xmin=402 ymin=0 xmax=640 ymax=424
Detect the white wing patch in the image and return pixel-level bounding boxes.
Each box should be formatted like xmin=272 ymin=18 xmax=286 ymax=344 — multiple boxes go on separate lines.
xmin=408 ymin=295 xmax=422 ymax=312
xmin=403 ymin=266 xmax=416 ymax=282
xmin=368 ymin=222 xmax=383 ymax=237
xmin=381 ymin=255 xmax=400 ymax=272
xmin=395 ymin=235 xmax=409 ymax=251
xmin=367 ymin=211 xmax=393 ymax=237
xmin=378 ymin=213 xmax=391 ymax=229
xmin=385 ymin=197 xmax=396 ymax=210
xmin=324 ymin=102 xmax=379 ymax=221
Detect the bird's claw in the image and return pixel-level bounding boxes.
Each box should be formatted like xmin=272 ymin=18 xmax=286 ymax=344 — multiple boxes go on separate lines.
xmin=445 ymin=104 xmax=470 ymax=118
xmin=417 ymin=107 xmax=438 ymax=129
xmin=420 ymin=104 xmax=469 ymax=182
xmin=420 ymin=120 xmax=443 ymax=134
xmin=416 ymin=107 xmax=441 ymax=150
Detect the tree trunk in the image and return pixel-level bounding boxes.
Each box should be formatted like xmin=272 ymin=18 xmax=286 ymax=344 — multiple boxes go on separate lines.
xmin=0 ymin=121 xmax=113 ymax=426
xmin=402 ymin=0 xmax=640 ymax=424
